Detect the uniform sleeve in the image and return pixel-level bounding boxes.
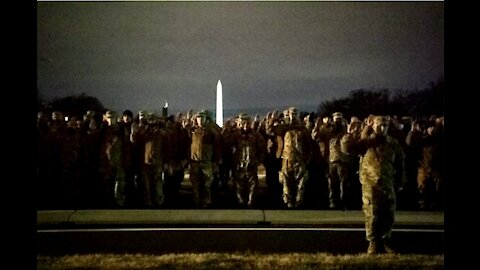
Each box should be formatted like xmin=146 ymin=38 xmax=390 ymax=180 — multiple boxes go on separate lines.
xmin=340 ymin=133 xmax=352 ymax=155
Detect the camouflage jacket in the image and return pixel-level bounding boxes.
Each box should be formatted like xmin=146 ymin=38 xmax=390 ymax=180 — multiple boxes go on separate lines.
xmin=190 ymin=124 xmax=221 ymax=163
xmin=231 ymin=129 xmax=266 ymax=169
xmin=276 ymin=122 xmax=312 ymax=164
xmin=354 ymin=131 xmax=406 ymax=190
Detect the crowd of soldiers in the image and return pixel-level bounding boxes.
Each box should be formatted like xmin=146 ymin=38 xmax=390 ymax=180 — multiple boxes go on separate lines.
xmin=36 ymin=107 xmax=444 ymax=213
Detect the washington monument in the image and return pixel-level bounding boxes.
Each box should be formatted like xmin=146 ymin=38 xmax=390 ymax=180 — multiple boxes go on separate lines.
xmin=216 ymin=80 xmax=223 ymax=127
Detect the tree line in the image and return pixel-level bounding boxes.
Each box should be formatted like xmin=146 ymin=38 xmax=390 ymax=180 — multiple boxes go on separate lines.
xmin=38 ymin=77 xmax=444 ymax=120
xmin=318 ymin=78 xmax=444 ymax=120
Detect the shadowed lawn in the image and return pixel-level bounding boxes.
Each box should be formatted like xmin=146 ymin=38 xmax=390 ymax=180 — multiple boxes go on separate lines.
xmin=38 ymin=252 xmax=444 ymax=270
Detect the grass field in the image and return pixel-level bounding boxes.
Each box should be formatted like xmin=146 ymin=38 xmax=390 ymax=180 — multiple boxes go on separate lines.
xmin=37 ymin=252 xmax=444 ymax=270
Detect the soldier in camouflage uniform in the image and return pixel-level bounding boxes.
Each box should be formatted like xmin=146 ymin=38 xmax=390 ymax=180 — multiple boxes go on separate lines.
xmin=60 ymin=117 xmax=84 ymax=208
xmin=326 ymin=112 xmax=349 ymax=209
xmin=119 ymin=110 xmax=138 ymax=207
xmin=405 ymin=119 xmax=443 ymax=210
xmin=269 ymin=107 xmax=312 ymax=208
xmin=44 ymin=111 xmax=67 ymax=208
xmin=139 ymin=113 xmax=169 ymax=208
xmin=98 ymin=110 xmax=126 ymax=207
xmin=262 ymin=111 xmax=283 ymax=208
xmin=231 ymin=113 xmax=266 ymax=208
xmin=340 ymin=116 xmax=363 ymax=209
xmin=353 ymin=115 xmax=406 ymax=254
xmin=188 ymin=110 xmax=222 ymax=208
xmin=311 ymin=115 xmax=333 ymax=208
xmin=163 ymin=114 xmax=190 ymax=207
xmin=219 ymin=118 xmax=236 ymax=191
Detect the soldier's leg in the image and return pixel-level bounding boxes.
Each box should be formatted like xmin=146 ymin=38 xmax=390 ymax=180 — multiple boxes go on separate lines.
xmin=362 ymin=186 xmax=381 ymax=254
xmin=201 ymin=164 xmax=214 ymax=208
xmin=417 ymin=166 xmax=429 ymax=209
xmin=294 ymin=162 xmax=308 ymax=208
xmin=123 ymin=167 xmax=138 ymax=208
xmin=152 ymin=165 xmax=164 ymax=207
xmin=328 ymin=163 xmax=340 ymax=208
xmin=114 ymin=166 xmax=127 ymax=207
xmin=378 ymin=191 xmax=396 ymax=253
xmin=233 ymin=170 xmax=245 ymax=206
xmin=247 ymin=170 xmax=258 ymax=208
xmin=173 ymin=163 xmax=185 ymax=195
xmin=338 ymin=163 xmax=350 ymax=209
xmin=189 ymin=162 xmax=202 ymax=208
xmin=280 ymin=160 xmax=295 ymax=208
xmin=433 ymin=170 xmax=443 ymax=210
xmin=141 ymin=165 xmax=153 ymax=207
xmin=98 ymin=163 xmax=113 ymax=207
xmin=163 ymin=170 xmax=173 ymax=206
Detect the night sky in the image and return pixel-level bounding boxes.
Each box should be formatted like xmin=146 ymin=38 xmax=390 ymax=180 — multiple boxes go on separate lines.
xmin=37 ymin=1 xmax=444 ymax=115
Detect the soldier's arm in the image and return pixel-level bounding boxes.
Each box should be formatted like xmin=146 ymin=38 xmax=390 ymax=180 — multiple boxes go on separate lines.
xmin=340 ymin=133 xmax=350 ymax=155
xmin=275 ymin=135 xmax=284 ymax=159
xmin=350 ymin=125 xmax=375 ymax=155
xmin=265 ymin=111 xmax=280 ymax=136
xmin=311 ymin=126 xmax=319 ymax=141
xmin=405 ymin=129 xmax=422 ymax=148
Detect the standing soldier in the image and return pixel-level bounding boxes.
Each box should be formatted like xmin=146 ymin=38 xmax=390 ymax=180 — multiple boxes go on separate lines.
xmin=263 ymin=110 xmax=283 ymax=208
xmin=311 ymin=115 xmax=333 ymax=208
xmin=340 ymin=116 xmax=363 ymax=209
xmin=231 ymin=113 xmax=266 ymax=208
xmin=81 ymin=110 xmax=101 ymax=208
xmin=353 ymin=115 xmax=406 ymax=254
xmin=45 ymin=111 xmax=67 ymax=208
xmin=98 ymin=110 xmax=125 ymax=208
xmin=326 ymin=112 xmax=349 ymax=209
xmin=219 ymin=118 xmax=236 ymax=191
xmin=60 ymin=117 xmax=84 ymax=209
xmin=270 ymin=107 xmax=312 ymax=208
xmin=119 ymin=110 xmax=138 ymax=207
xmin=188 ymin=110 xmax=222 ymax=208
xmin=163 ymin=114 xmax=190 ymax=207
xmin=406 ymin=119 xmax=443 ymax=210
xmin=139 ymin=113 xmax=169 ymax=208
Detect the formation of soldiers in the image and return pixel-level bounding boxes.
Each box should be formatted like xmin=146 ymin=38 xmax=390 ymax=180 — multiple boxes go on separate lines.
xmin=36 ymin=108 xmax=444 ymax=213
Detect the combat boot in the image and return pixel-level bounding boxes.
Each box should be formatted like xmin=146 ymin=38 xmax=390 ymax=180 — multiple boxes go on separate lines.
xmin=383 ymin=240 xmax=395 ymax=254
xmin=367 ymin=241 xmax=378 ymax=255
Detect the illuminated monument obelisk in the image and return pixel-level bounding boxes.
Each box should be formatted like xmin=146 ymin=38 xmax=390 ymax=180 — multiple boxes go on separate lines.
xmin=216 ymin=80 xmax=223 ymax=127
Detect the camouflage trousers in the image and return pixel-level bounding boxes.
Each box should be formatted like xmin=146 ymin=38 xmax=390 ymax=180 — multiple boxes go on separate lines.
xmin=361 ymin=184 xmax=396 ymax=242
xmin=233 ymin=167 xmax=258 ymax=207
xmin=279 ymin=159 xmax=308 ymax=208
xmin=328 ymin=161 xmax=349 ymax=208
xmin=141 ymin=163 xmax=164 ymax=208
xmin=190 ymin=161 xmax=214 ymax=208
xmin=99 ymin=162 xmax=126 ymax=207
xmin=417 ymin=166 xmax=442 ymax=209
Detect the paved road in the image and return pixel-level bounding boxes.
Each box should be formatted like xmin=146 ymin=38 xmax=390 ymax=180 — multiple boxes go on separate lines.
xmin=37 ymin=168 xmax=444 ymax=256
xmin=37 ymin=226 xmax=443 ymax=255
xmin=37 ymin=209 xmax=444 ymax=255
